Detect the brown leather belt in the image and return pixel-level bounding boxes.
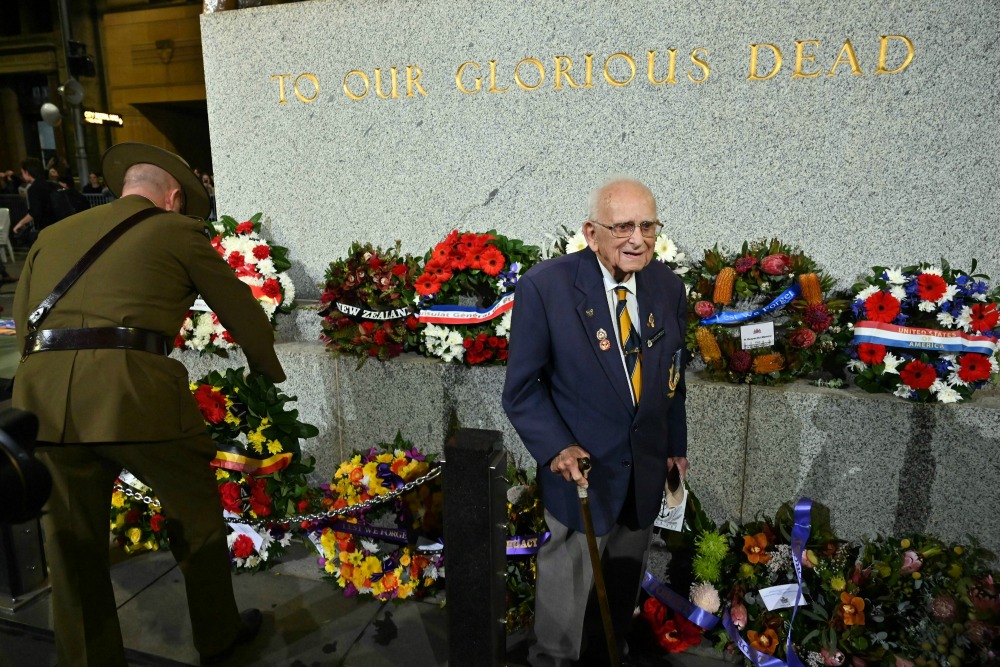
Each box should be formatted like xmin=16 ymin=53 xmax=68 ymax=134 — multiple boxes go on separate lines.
xmin=23 ymin=327 xmax=171 ymax=358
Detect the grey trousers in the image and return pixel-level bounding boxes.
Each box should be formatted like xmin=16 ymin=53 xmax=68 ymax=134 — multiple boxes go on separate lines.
xmin=527 ymin=508 xmax=653 ymax=667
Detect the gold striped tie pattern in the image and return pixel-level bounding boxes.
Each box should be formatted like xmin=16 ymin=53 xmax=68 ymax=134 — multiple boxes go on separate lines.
xmin=615 ymin=286 xmax=642 ymax=403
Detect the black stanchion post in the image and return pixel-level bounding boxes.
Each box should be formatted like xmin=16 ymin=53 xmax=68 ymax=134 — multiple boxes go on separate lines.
xmin=443 ymin=428 xmax=507 ymax=667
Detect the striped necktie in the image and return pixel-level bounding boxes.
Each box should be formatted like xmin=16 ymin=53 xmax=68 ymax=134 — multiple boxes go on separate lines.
xmin=615 ymin=286 xmax=642 ymax=403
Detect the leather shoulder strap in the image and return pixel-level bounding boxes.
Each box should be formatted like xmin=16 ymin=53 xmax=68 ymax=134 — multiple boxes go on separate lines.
xmin=26 ymin=206 xmax=164 ymax=332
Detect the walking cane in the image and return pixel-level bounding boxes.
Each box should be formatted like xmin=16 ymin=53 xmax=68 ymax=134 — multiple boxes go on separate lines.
xmin=577 ymin=457 xmax=621 ymax=667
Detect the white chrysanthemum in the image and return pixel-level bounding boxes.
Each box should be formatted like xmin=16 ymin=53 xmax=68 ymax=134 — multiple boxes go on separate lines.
xmin=244 ymin=555 xmax=261 ymax=569
xmin=689 ymin=582 xmax=721 ymax=614
xmin=932 ymin=380 xmax=961 ymax=403
xmin=882 ymin=352 xmax=902 ymax=374
xmin=278 ymin=272 xmax=296 ymax=303
xmin=921 ymin=266 xmax=942 ymax=276
xmin=847 ymin=359 xmax=867 ymax=373
xmin=893 ymin=384 xmax=913 ymax=398
xmin=255 ymin=257 xmax=276 ymax=276
xmin=566 ymin=231 xmax=588 ymax=253
xmin=423 ymin=563 xmax=440 ymax=580
xmin=937 ymin=312 xmax=956 ymax=327
xmin=956 ymin=305 xmax=973 ymax=332
xmin=495 ymin=311 xmax=512 ymax=338
xmin=991 ymin=356 xmax=999 ymax=373
xmin=971 ymin=292 xmax=987 ymax=302
xmin=918 ymin=300 xmax=937 ymax=312
xmin=890 ymin=285 xmax=907 ymax=302
xmin=856 ymin=285 xmax=880 ymax=301
xmin=654 ymin=236 xmax=678 ymax=262
xmin=946 ymin=371 xmax=968 ymax=388
xmin=937 ymin=285 xmax=958 ymax=305
xmin=884 ymin=268 xmax=906 ymax=284
xmin=361 ymin=539 xmax=380 ymax=553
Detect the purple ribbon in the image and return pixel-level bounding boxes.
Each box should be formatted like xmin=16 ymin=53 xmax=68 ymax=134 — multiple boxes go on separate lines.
xmin=723 ymin=497 xmax=813 ymax=667
xmin=506 ymin=532 xmax=550 ymax=555
xmin=329 ymin=519 xmax=410 ymax=545
xmin=641 ymin=571 xmax=720 ymax=630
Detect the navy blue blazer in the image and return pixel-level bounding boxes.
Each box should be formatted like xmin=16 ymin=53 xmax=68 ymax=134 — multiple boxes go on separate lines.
xmin=502 ymin=248 xmax=688 ymax=536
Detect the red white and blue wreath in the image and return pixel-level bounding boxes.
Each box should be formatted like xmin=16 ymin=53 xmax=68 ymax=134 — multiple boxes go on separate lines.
xmin=177 ymin=213 xmax=295 ymax=354
xmin=413 ymin=230 xmax=540 ymax=366
xmin=846 ymin=261 xmax=1000 ymax=402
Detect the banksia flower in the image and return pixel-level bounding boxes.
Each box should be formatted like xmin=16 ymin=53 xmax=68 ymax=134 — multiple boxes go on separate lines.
xmin=799 ymin=272 xmax=823 ymax=305
xmin=729 ymin=350 xmax=752 ymax=373
xmin=713 ymin=267 xmax=736 ymax=305
xmin=752 ymin=353 xmax=785 ymax=374
xmin=695 ymin=327 xmax=722 ymax=365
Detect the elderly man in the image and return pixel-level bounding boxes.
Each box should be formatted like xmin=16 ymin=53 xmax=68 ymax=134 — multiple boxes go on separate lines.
xmin=13 ymin=143 xmax=285 ymax=666
xmin=503 ymin=178 xmax=689 ymax=666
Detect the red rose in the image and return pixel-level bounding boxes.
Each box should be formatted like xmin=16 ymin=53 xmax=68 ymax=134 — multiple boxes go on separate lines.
xmin=760 ymin=254 xmax=791 ymax=275
xmin=360 ymin=321 xmax=376 ymax=335
xmin=248 ymin=478 xmax=272 ymax=517
xmin=150 ymin=514 xmax=166 ymax=533
xmin=232 ymin=534 xmax=255 ymax=559
xmin=857 ymin=342 xmax=887 ymax=365
xmin=958 ymin=353 xmax=993 ymax=383
xmin=227 ymin=252 xmax=245 ymax=269
xmin=261 ymin=278 xmax=282 ymax=299
xmin=125 ymin=509 xmax=140 ymax=525
xmin=252 ymin=245 xmax=271 ymax=260
xmin=693 ymin=301 xmax=715 ymax=319
xmin=391 ymin=263 xmax=408 ymax=276
xmin=235 ymin=221 xmax=255 ymax=235
xmin=900 ymin=360 xmax=937 ymax=390
xmin=864 ymin=291 xmax=901 ymax=323
xmin=219 ymin=481 xmax=244 ymax=514
xmin=373 ymin=329 xmax=387 ymax=345
xmin=788 ymin=328 xmax=817 ymax=349
xmin=969 ymin=303 xmax=999 ymax=333
xmin=916 ymin=273 xmax=947 ymax=302
xmin=406 ymin=316 xmax=420 ymax=330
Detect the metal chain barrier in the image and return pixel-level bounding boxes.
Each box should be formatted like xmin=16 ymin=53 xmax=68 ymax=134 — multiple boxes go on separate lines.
xmin=113 ymin=463 xmax=443 ymax=531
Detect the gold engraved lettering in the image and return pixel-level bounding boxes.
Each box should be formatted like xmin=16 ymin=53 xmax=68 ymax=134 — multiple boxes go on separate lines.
xmin=343 ymin=70 xmax=370 ymax=100
xmin=406 ymin=65 xmax=428 ymax=97
xmin=828 ymin=38 xmax=863 ymax=77
xmin=792 ymin=40 xmax=821 ymax=79
xmin=456 ymin=61 xmax=482 ymax=94
xmin=374 ymin=67 xmax=400 ymax=99
xmin=293 ymin=73 xmax=320 ymax=103
xmin=271 ymin=74 xmax=292 ymax=105
xmin=488 ymin=60 xmax=510 ymax=93
xmin=688 ymin=47 xmax=710 ymax=83
xmin=748 ymin=43 xmax=782 ymax=80
xmin=584 ymin=54 xmax=594 ymax=88
xmin=604 ymin=52 xmax=636 ymax=87
xmin=647 ymin=49 xmax=677 ymax=85
xmin=514 ymin=58 xmax=545 ymax=91
xmin=554 ymin=56 xmax=580 ymax=90
xmin=875 ymin=35 xmax=914 ymax=75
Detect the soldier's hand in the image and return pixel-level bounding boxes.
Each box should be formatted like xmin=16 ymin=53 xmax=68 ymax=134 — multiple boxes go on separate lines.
xmin=550 ymin=444 xmax=591 ymax=488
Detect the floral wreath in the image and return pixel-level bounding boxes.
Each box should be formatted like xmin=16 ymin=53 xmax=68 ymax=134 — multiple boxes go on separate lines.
xmin=176 ymin=213 xmax=296 ymax=355
xmin=845 ymin=261 xmax=1000 ymax=402
xmin=413 ymin=230 xmax=540 ymax=365
xmin=684 ymin=239 xmax=848 ymax=384
xmin=110 ymin=472 xmax=169 ymax=556
xmin=546 ymin=223 xmax=691 ymax=277
xmin=504 ymin=465 xmax=549 ymax=632
xmin=193 ymin=368 xmax=319 ymax=571
xmin=319 ymin=241 xmax=420 ymax=366
xmin=313 ymin=433 xmax=444 ymax=602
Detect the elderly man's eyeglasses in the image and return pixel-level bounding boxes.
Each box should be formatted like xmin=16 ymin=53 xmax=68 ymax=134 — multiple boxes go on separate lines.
xmin=591 ymin=220 xmax=663 ymax=238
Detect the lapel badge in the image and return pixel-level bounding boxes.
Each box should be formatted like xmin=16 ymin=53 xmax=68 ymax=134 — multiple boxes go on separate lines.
xmin=647 ymin=313 xmax=655 ymax=328
xmin=596 ymin=328 xmax=607 ymax=341
xmin=599 ymin=339 xmax=612 ymax=351
xmin=647 ymin=339 xmax=653 ymax=348
xmin=586 ymin=308 xmax=595 ymax=318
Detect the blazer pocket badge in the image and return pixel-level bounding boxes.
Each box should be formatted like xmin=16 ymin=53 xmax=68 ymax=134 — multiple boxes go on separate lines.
xmin=667 ymin=347 xmax=683 ymax=397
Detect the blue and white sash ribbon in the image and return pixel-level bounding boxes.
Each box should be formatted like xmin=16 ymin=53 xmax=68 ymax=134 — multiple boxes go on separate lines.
xmin=853 ymin=321 xmax=998 ymax=354
xmin=699 ymin=284 xmax=801 ymax=326
xmin=418 ymin=293 xmax=514 ymax=325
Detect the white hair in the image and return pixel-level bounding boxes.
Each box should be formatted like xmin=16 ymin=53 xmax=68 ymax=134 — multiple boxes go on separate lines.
xmin=587 ymin=176 xmax=653 ymax=220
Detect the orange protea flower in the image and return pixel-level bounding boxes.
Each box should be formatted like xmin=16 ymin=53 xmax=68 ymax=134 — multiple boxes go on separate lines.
xmin=838 ymin=591 xmax=866 ymax=626
xmin=743 ymin=533 xmax=772 ymax=564
xmin=747 ymin=628 xmax=779 ymax=655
